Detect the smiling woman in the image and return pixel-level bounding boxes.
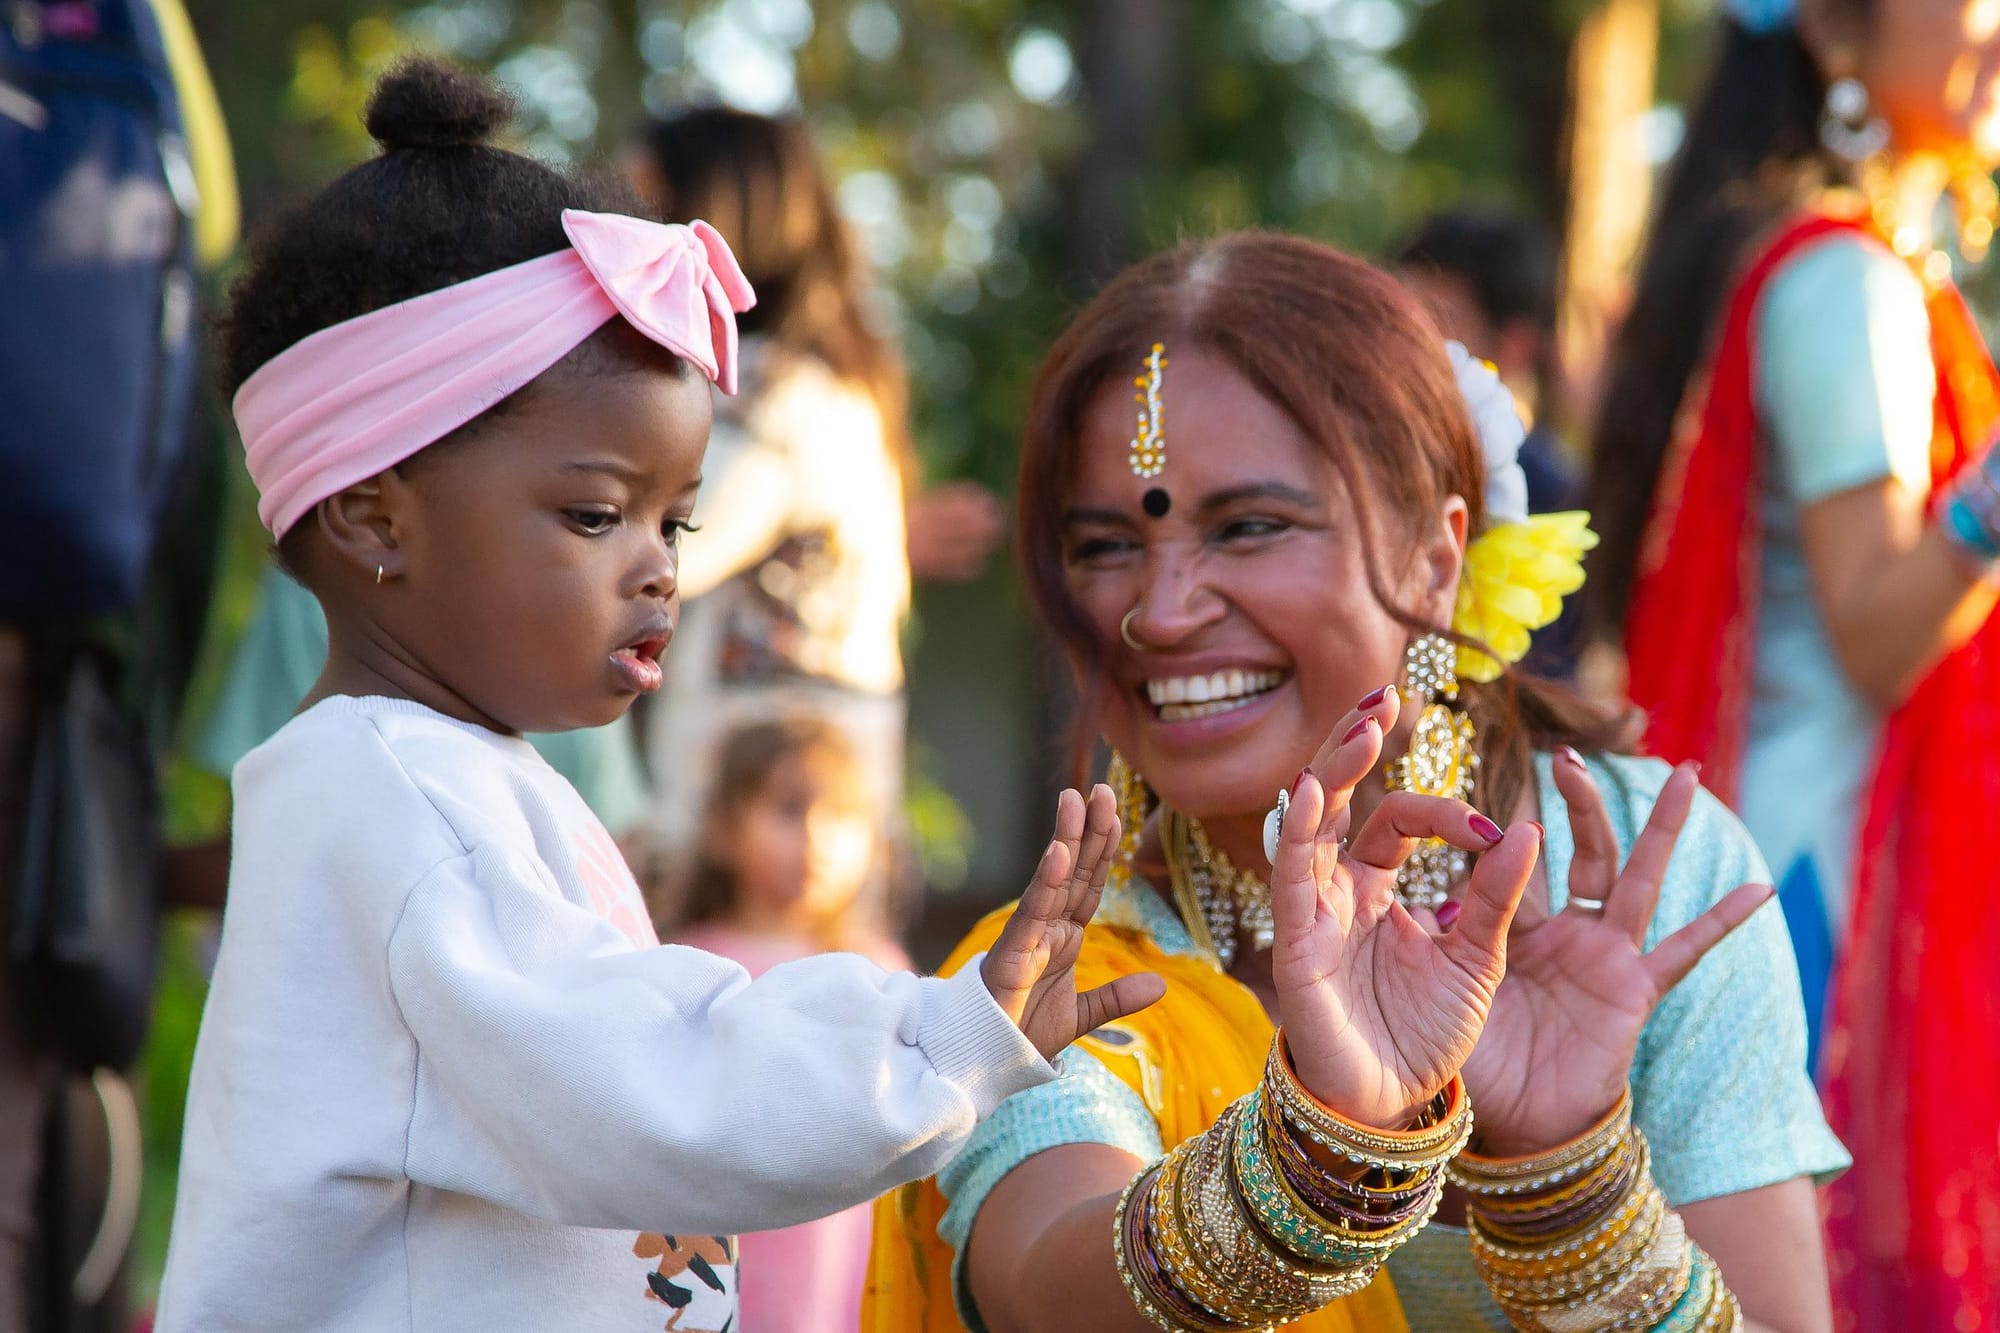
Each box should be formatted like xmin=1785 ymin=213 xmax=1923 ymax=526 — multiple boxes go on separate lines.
xmin=866 ymin=231 xmax=1848 ymax=1333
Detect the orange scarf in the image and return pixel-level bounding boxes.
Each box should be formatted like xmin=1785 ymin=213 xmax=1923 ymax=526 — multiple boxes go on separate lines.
xmin=862 ymin=898 xmax=1407 ymax=1332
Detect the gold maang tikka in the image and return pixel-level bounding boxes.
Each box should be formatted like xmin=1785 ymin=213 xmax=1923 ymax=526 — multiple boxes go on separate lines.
xmin=1129 ymin=342 xmax=1168 ymax=478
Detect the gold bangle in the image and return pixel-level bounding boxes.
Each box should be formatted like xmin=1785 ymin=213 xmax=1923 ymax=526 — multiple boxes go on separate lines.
xmin=1471 ymin=1132 xmax=1637 ymax=1230
xmin=1480 ymin=1186 xmax=1664 ymax=1307
xmin=1112 ymin=1161 xmax=1244 ymax=1333
xmin=1267 ymin=1034 xmax=1472 ymax=1165
xmin=1470 ymin=1136 xmax=1654 ymax=1268
xmin=1232 ymin=1090 xmax=1440 ymax=1262
xmin=1161 ymin=1108 xmax=1363 ymax=1322
xmin=1490 ymin=1203 xmax=1687 ymax=1330
xmin=1112 ymin=1166 xmax=1188 ymax=1332
xmin=1150 ymin=1137 xmax=1273 ymax=1326
xmin=1451 ymin=1089 xmax=1634 ymax=1197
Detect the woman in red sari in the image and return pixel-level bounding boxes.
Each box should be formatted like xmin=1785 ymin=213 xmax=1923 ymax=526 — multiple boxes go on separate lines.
xmin=1587 ymin=0 xmax=2000 ymax=1325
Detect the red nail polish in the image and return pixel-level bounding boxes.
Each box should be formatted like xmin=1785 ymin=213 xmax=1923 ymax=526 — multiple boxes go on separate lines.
xmin=1342 ymin=716 xmax=1374 ymax=744
xmin=1528 ymin=821 xmax=1546 ymax=841
xmin=1359 ymin=684 xmax=1392 ymax=709
xmin=1468 ymin=813 xmax=1504 ymax=845
xmin=1291 ymin=767 xmax=1313 ymax=799
xmin=1435 ymin=899 xmax=1461 ymax=929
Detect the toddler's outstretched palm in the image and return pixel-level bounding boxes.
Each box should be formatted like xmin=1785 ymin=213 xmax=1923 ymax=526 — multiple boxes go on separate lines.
xmin=981 ymin=786 xmax=1165 ymax=1060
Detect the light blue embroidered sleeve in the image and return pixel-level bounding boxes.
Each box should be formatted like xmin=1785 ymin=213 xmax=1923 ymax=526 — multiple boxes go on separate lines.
xmin=1542 ymin=755 xmax=1851 ymax=1206
xmin=936 ymin=1044 xmax=1162 ymax=1331
xmin=1753 ymin=236 xmax=1936 ymax=505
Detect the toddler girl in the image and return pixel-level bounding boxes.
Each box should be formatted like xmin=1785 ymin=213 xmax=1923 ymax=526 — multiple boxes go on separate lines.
xmin=154 ymin=59 xmax=1156 ymax=1333
xmin=673 ymin=718 xmax=907 ymax=1331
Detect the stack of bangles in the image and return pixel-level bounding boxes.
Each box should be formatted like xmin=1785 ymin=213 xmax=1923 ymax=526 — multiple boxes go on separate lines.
xmin=1113 ymin=1032 xmax=1473 ymax=1330
xmin=1450 ymin=1089 xmax=1742 ymax=1331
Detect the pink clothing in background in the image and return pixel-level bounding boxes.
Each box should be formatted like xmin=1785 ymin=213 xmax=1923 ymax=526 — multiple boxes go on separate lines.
xmin=674 ymin=925 xmax=911 ymax=1333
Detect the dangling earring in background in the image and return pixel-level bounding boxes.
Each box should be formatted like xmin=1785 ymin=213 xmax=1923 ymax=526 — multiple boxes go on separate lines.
xmin=1820 ymin=75 xmax=1890 ymax=166
xmin=1819 ymin=73 xmax=1917 ymax=257
xmin=1388 ymin=633 xmax=1479 ymax=912
xmin=375 ymin=564 xmax=384 ymax=585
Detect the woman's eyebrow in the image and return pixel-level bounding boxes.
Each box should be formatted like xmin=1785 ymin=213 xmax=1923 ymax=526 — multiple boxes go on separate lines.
xmin=1197 ymin=482 xmax=1317 ymax=515
xmin=1061 ymin=505 xmax=1136 ymax=527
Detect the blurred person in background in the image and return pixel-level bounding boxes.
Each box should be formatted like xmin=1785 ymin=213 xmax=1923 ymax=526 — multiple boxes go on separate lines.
xmin=1586 ymin=0 xmax=2000 ymax=1323
xmin=1395 ymin=208 xmax=1584 ymax=677
xmin=671 ymin=717 xmax=907 ymax=1333
xmin=0 ymin=0 xmax=233 ymax=1328
xmin=1394 ymin=208 xmax=1580 ymax=517
xmin=626 ymin=107 xmax=1004 ymax=917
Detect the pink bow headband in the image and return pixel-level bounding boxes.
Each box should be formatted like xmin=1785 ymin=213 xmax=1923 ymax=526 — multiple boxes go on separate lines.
xmin=233 ymin=209 xmax=757 ymax=538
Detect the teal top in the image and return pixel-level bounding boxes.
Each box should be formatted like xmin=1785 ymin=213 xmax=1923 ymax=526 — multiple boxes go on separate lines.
xmin=192 ymin=566 xmax=652 ymax=833
xmin=1743 ymin=234 xmax=1935 ymax=1060
xmin=933 ymin=752 xmax=1851 ymax=1331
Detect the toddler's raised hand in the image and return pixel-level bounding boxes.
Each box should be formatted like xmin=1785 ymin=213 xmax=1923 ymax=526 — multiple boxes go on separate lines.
xmin=981 ymin=786 xmax=1166 ymax=1060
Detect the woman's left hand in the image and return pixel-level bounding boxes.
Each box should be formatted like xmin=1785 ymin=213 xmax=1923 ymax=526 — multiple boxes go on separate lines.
xmin=1453 ymin=757 xmax=1774 ymax=1154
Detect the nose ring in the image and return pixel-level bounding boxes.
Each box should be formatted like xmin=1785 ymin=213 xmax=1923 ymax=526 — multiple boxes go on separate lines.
xmin=1120 ymin=605 xmax=1147 ymax=651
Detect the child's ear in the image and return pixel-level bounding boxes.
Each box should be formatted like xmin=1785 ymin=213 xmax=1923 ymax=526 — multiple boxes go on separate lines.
xmin=315 ymin=469 xmax=419 ymax=584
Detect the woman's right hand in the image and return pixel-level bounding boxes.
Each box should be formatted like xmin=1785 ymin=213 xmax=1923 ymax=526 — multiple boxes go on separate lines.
xmin=1268 ymin=688 xmax=1541 ymax=1129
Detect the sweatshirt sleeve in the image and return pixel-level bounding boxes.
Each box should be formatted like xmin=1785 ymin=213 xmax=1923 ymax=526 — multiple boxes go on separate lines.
xmin=384 ymin=841 xmax=1052 ymax=1235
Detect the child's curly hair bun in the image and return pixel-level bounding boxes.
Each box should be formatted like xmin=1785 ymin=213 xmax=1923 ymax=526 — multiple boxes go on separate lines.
xmin=363 ymin=56 xmax=513 ymax=153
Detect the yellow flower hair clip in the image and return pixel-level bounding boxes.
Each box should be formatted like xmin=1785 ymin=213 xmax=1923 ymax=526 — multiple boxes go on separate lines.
xmin=1453 ymin=511 xmax=1598 ymax=682
xmin=1443 ymin=341 xmax=1597 ymax=682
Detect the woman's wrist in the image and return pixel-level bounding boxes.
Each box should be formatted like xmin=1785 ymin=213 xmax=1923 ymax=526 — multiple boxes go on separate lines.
xmin=1465 ymin=1090 xmax=1626 ymax=1159
xmin=1280 ymin=1032 xmax=1436 ymax=1135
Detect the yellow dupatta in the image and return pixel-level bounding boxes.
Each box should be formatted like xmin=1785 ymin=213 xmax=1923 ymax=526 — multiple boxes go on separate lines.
xmin=862 ymin=896 xmax=1408 ymax=1333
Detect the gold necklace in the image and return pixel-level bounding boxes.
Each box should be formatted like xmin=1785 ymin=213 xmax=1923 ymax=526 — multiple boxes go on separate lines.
xmin=1160 ymin=809 xmax=1272 ymax=970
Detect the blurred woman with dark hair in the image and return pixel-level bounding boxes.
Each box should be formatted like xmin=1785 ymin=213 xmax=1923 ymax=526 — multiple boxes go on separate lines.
xmin=866 ymin=230 xmax=1843 ymax=1332
xmin=1588 ymin=0 xmax=2000 ymax=1320
xmin=626 ymin=108 xmax=1003 ymax=910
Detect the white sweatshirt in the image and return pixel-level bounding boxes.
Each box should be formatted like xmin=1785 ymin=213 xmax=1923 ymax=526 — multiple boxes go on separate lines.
xmin=156 ymin=696 xmax=1051 ymax=1333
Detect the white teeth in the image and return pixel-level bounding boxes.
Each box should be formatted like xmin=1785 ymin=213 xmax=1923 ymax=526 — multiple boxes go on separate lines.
xmin=1144 ymin=670 xmax=1285 ymax=712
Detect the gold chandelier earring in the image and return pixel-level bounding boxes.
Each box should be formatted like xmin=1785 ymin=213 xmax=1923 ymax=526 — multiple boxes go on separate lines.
xmin=1388 ymin=633 xmax=1479 ymax=912
xmin=1106 ymin=750 xmax=1149 ymax=878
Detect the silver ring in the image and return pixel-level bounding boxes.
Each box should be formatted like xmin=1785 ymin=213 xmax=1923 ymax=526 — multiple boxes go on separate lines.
xmin=1120 ymin=606 xmax=1147 ymax=651
xmin=1568 ymin=895 xmax=1607 ymax=913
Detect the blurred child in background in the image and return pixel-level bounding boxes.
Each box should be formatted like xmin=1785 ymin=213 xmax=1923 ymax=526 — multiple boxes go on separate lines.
xmin=625 ymin=109 xmax=1004 ymax=914
xmin=672 ymin=717 xmax=907 ymax=1333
